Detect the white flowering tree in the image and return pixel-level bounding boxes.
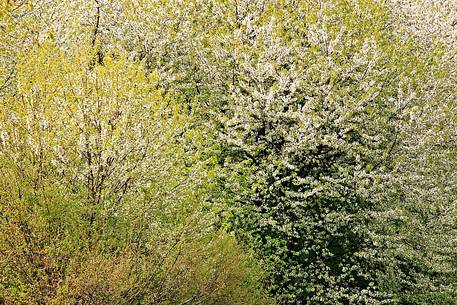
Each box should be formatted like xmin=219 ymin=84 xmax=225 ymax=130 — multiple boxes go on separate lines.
xmin=1 ymin=0 xmax=455 ymax=304
xmin=204 ymin=0 xmax=456 ymax=303
xmin=369 ymin=1 xmax=457 ymax=303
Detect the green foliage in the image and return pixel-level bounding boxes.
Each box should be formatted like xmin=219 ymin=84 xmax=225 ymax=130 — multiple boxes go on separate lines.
xmin=0 ymin=35 xmax=273 ymax=304
xmin=0 ymin=1 xmax=455 ymax=304
xmin=203 ymin=0 xmax=456 ymax=303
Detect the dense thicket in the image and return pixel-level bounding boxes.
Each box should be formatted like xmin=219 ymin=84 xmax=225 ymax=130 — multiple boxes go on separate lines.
xmin=0 ymin=1 xmax=455 ymax=304
xmin=205 ymin=1 xmax=456 ymax=304
xmin=0 ymin=3 xmax=272 ymax=304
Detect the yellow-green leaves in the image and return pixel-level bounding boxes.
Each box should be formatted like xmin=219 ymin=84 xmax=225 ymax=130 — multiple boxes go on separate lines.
xmin=0 ymin=6 xmax=275 ymax=300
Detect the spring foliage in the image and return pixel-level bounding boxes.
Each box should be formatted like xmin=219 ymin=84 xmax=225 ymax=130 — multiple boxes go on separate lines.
xmin=0 ymin=0 xmax=456 ymax=304
xmin=208 ymin=1 xmax=455 ymax=303
xmin=0 ymin=7 xmax=271 ymax=304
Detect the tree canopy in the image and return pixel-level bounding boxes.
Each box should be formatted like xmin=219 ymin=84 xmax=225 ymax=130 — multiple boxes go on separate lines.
xmin=0 ymin=1 xmax=455 ymax=304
